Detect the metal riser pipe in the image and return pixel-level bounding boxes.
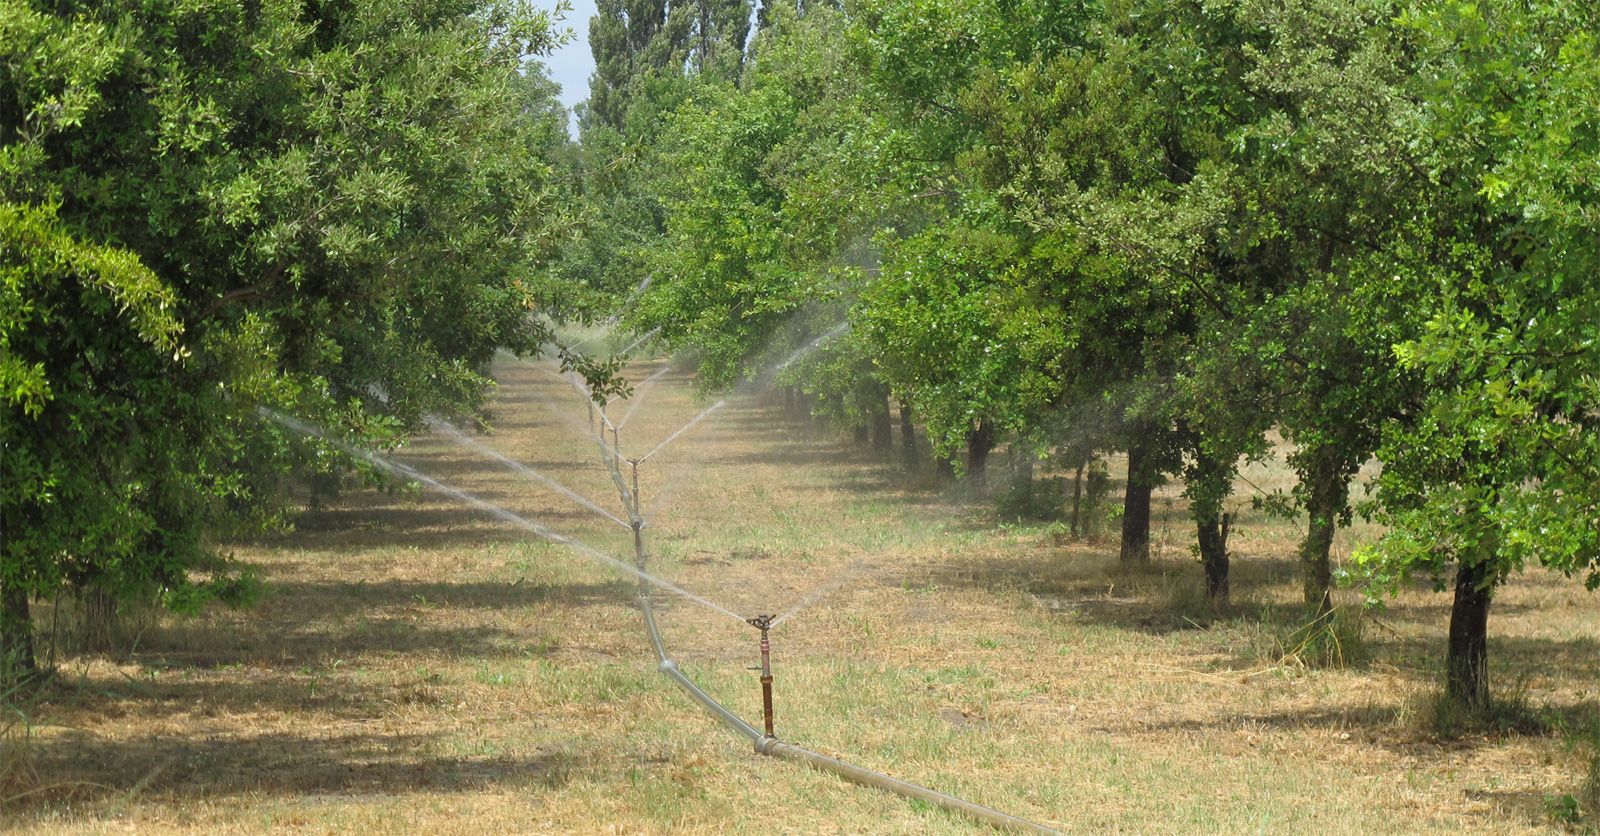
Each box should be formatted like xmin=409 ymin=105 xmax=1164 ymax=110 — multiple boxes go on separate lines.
xmin=637 ymin=592 xmax=1054 ymax=833
xmin=619 ymin=428 xmax=1055 ymax=833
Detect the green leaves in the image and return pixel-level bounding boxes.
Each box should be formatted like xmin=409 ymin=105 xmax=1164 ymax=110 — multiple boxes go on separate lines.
xmin=2 ymin=0 xmax=569 ymax=651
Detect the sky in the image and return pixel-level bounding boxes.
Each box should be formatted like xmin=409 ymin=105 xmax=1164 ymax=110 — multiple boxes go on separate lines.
xmin=540 ymin=0 xmax=600 ymax=137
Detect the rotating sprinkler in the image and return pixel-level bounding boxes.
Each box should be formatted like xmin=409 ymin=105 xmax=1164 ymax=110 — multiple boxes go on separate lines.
xmin=746 ymin=614 xmax=776 ymax=738
xmin=488 ymin=346 xmax=1058 ymax=832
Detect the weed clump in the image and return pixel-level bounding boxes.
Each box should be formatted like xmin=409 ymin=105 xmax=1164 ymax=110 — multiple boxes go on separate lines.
xmin=1277 ymin=609 xmax=1368 ymax=670
xmin=1582 ymin=750 xmax=1600 ymax=822
xmin=1404 ymin=683 xmax=1559 ymax=739
xmin=1 ymin=669 xmax=43 ymax=803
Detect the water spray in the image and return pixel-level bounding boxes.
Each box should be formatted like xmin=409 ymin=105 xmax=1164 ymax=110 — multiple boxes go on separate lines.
xmin=284 ymin=326 xmax=1057 ymax=831
xmin=428 ymin=418 xmax=630 ymax=530
xmin=260 ymin=408 xmax=744 ymax=624
xmin=770 ymin=560 xmax=866 ymax=628
xmin=617 ymin=364 xmax=675 ymax=430
xmin=616 ymin=326 xmax=660 ymax=357
xmin=637 ymin=399 xmax=726 ymax=463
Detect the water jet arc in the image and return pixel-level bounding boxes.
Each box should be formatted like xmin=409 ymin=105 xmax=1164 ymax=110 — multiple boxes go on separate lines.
xmin=635 ymin=582 xmax=1055 ymax=832
xmin=621 ymin=462 xmax=1055 ymax=833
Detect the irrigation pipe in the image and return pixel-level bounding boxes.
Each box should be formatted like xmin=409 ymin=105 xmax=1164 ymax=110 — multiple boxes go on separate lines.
xmin=260 ymin=409 xmax=742 ymax=624
xmin=617 ymin=452 xmax=1057 ymax=833
xmin=635 ymin=577 xmax=1056 ymax=832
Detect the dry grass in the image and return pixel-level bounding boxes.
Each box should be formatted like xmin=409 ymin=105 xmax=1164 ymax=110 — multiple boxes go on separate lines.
xmin=6 ymin=354 xmax=1600 ymax=833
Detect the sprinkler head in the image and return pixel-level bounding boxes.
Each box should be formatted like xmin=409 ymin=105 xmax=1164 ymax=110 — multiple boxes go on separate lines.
xmin=746 ymin=614 xmax=774 ymax=632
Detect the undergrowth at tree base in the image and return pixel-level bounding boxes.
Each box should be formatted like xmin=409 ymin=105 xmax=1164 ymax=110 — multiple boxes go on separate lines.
xmin=1275 ymin=609 xmax=1369 ymax=670
xmin=1408 ymin=687 xmax=1563 ymax=741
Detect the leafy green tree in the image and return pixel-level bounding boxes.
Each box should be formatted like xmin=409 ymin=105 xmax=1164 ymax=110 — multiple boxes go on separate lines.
xmin=859 ymin=221 xmax=1065 ymax=480
xmin=945 ymin=0 xmax=1241 ymax=558
xmin=587 ymin=0 xmax=674 ymax=133
xmin=1 ymin=0 xmax=567 ymax=681
xmin=1358 ymin=0 xmax=1600 ymax=707
xmin=630 ymin=4 xmax=884 ymax=398
xmin=1 ymin=202 xmax=188 ymax=676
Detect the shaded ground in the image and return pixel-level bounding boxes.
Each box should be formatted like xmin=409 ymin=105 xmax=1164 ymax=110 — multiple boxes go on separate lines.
xmin=7 ymin=350 xmax=1599 ymax=833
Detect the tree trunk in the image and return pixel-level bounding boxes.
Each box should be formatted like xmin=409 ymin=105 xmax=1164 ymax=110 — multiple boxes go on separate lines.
xmin=698 ymin=1 xmax=710 ymax=65
xmin=965 ymin=422 xmax=996 ymax=486
xmin=1 ymin=581 xmax=37 ymax=686
xmin=82 ymin=584 xmax=120 ymax=653
xmin=899 ymin=400 xmax=918 ymax=468
xmin=1009 ymin=444 xmax=1034 ymax=506
xmin=1447 ymin=553 xmax=1494 ymax=709
xmin=936 ymin=456 xmax=955 ymax=483
xmin=853 ymin=423 xmax=869 ymax=446
xmin=1120 ymin=441 xmax=1152 ymax=563
xmin=1197 ymin=512 xmax=1230 ymax=608
xmin=1069 ymin=461 xmax=1085 ymax=537
xmin=1297 ymin=445 xmax=1348 ymax=616
xmin=871 ymin=386 xmax=892 ymax=455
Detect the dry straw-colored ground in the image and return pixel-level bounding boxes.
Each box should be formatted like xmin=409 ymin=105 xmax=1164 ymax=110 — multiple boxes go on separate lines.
xmin=7 ymin=350 xmax=1600 ymax=833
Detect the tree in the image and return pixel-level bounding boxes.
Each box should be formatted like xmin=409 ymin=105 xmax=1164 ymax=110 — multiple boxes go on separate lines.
xmin=1 ymin=0 xmax=568 ymax=681
xmin=1 ymin=202 xmax=186 ymax=675
xmin=1358 ymin=0 xmax=1600 ymax=708
xmin=631 ymin=3 xmax=891 ymax=405
xmin=858 ymin=221 xmax=1065 ymax=482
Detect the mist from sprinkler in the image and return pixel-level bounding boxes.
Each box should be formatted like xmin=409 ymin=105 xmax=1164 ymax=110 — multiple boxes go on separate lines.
xmin=260 ymin=407 xmax=745 ymax=624
xmin=615 ymin=327 xmax=660 ymax=357
xmin=616 ymin=364 xmax=674 ymax=430
xmin=769 ymin=560 xmax=866 ymax=628
xmin=764 ymin=322 xmax=849 ymax=381
xmin=636 ymin=400 xmax=726 ymax=464
xmin=427 ymin=418 xmax=630 ymax=529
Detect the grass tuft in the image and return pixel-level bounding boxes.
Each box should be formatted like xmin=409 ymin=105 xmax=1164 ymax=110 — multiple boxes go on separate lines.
xmin=1582 ymin=750 xmax=1600 ymax=821
xmin=1275 ymin=609 xmax=1368 ymax=670
xmin=0 ymin=670 xmax=43 ymax=805
xmin=1406 ymin=682 xmax=1561 ymax=740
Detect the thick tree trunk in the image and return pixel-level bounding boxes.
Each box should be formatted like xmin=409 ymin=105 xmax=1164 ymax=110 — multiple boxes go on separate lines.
xmin=1069 ymin=461 xmax=1086 ymax=537
xmin=871 ymin=386 xmax=892 ymax=455
xmin=1 ymin=582 xmax=37 ymax=685
xmin=1197 ymin=512 xmax=1230 ymax=608
xmin=1297 ymin=445 xmax=1347 ymax=616
xmin=1120 ymin=442 xmax=1152 ymax=563
xmin=1447 ymin=554 xmax=1494 ymax=709
xmin=898 ymin=400 xmax=918 ymax=468
xmin=965 ymin=422 xmax=996 ymax=486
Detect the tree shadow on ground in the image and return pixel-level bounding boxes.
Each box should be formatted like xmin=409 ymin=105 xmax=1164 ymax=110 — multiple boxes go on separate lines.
xmin=1117 ymin=696 xmax=1600 ymax=758
xmin=913 ymin=547 xmax=1600 ymax=695
xmin=233 ymin=461 xmax=637 ymax=554
xmin=12 ymin=729 xmax=588 ymax=813
xmin=111 ymin=575 xmax=638 ymax=670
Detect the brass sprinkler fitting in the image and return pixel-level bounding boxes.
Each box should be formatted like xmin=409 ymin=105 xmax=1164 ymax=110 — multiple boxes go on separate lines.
xmin=747 ymin=615 xmax=775 ymax=738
